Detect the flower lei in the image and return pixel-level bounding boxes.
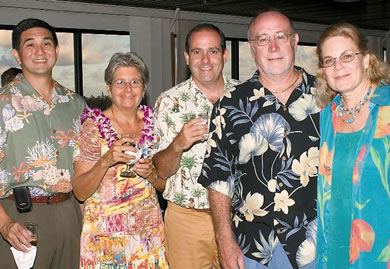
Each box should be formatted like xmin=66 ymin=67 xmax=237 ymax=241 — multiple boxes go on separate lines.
xmin=80 ymin=105 xmax=154 ymax=149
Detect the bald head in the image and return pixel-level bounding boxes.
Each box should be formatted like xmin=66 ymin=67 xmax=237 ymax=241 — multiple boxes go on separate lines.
xmin=248 ymin=11 xmax=294 ymax=40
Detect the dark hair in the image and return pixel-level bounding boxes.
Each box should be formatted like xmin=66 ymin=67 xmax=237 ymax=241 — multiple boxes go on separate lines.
xmin=1 ymin=67 xmax=22 ymax=86
xmin=185 ymin=23 xmax=226 ymax=53
xmin=104 ymin=52 xmax=149 ymax=86
xmin=12 ymin=18 xmax=58 ymax=50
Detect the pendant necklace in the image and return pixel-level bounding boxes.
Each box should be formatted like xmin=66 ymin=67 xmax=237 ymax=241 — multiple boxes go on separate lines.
xmin=337 ymin=87 xmax=371 ymax=124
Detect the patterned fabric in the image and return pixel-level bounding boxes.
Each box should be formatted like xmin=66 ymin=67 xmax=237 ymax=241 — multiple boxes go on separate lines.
xmin=74 ymin=107 xmax=167 ymax=269
xmin=154 ymin=76 xmax=239 ymax=209
xmin=0 ymin=73 xmax=86 ymax=198
xmin=317 ymin=83 xmax=390 ymax=268
xmin=198 ymin=68 xmax=320 ymax=268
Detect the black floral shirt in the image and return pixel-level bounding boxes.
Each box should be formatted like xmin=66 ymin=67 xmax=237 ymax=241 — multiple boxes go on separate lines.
xmin=198 ymin=68 xmax=320 ymax=268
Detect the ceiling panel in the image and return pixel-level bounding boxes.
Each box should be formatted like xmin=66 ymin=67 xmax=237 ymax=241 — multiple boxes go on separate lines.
xmin=61 ymin=0 xmax=390 ymax=31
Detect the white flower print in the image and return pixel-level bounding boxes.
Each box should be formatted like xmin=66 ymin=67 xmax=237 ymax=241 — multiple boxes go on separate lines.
xmin=223 ymin=86 xmax=237 ymax=99
xmin=289 ymin=93 xmax=321 ymax=122
xmin=252 ymin=230 xmax=279 ymax=264
xmin=296 ymin=218 xmax=317 ymax=267
xmin=212 ymin=108 xmax=226 ymax=139
xmin=239 ymin=192 xmax=268 ymax=222
xmin=274 ymin=190 xmax=295 ymax=214
xmin=292 ymin=147 xmax=319 ymax=187
xmin=233 ymin=214 xmax=243 ymax=228
xmin=206 ymin=138 xmax=217 ymax=155
xmin=238 ymin=133 xmax=268 ymax=164
xmin=267 ymin=179 xmax=277 ymax=192
xmin=252 ymin=113 xmax=290 ymax=152
xmin=249 ymin=87 xmax=265 ymax=102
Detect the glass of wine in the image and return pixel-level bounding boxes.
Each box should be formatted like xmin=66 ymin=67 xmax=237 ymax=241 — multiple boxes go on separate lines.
xmin=120 ymin=134 xmax=140 ymax=178
xmin=24 ymin=222 xmax=37 ymax=246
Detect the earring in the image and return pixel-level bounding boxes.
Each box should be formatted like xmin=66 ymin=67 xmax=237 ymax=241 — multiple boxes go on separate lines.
xmin=365 ymin=68 xmax=370 ymax=81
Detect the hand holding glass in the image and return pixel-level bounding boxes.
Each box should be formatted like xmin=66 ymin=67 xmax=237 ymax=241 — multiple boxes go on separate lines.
xmin=190 ymin=110 xmax=208 ymax=124
xmin=24 ymin=222 xmax=37 ymax=246
xmin=190 ymin=110 xmax=209 ymax=140
xmin=120 ymin=134 xmax=140 ymax=178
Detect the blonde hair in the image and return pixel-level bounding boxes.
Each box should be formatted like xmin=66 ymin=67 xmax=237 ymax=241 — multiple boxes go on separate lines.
xmin=316 ymin=23 xmax=390 ymax=108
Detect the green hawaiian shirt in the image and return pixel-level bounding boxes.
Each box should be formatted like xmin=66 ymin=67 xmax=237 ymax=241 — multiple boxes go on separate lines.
xmin=0 ymin=74 xmax=86 ymax=198
xmin=154 ymin=76 xmax=239 ymax=209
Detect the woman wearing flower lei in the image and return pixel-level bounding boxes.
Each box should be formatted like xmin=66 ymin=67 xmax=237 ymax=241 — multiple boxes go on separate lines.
xmin=72 ymin=52 xmax=168 ymax=268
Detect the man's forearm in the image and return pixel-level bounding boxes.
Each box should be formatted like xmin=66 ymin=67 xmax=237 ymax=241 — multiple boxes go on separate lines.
xmin=209 ymin=189 xmax=234 ymax=242
xmin=153 ymin=140 xmax=183 ymax=179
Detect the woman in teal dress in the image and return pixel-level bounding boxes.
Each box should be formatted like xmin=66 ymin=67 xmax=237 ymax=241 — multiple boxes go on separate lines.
xmin=316 ymin=23 xmax=390 ymax=268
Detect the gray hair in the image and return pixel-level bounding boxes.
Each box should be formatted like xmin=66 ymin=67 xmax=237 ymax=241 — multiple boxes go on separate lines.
xmin=104 ymin=52 xmax=149 ymax=86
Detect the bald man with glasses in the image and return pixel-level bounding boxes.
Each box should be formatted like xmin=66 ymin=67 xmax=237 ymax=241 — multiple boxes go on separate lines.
xmin=198 ymin=10 xmax=320 ymax=269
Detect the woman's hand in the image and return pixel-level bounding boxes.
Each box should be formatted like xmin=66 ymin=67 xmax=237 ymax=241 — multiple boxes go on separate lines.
xmin=101 ymin=136 xmax=137 ymax=168
xmin=134 ymin=158 xmax=154 ymax=180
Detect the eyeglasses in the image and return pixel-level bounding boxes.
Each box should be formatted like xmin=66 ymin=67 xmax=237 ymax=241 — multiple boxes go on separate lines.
xmin=112 ymin=79 xmax=143 ymax=89
xmin=321 ymin=51 xmax=362 ymax=68
xmin=249 ymin=32 xmax=294 ymax=46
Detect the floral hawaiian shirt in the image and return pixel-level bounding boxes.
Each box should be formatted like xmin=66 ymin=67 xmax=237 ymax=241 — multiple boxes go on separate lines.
xmin=0 ymin=73 xmax=86 ymax=198
xmin=317 ymin=83 xmax=390 ymax=268
xmin=154 ymin=76 xmax=238 ymax=209
xmin=198 ymin=68 xmax=320 ymax=267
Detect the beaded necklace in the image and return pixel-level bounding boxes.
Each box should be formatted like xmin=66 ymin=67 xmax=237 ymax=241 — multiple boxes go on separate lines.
xmin=337 ymin=87 xmax=371 ymax=124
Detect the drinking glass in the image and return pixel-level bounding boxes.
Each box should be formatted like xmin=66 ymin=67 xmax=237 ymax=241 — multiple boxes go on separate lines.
xmin=120 ymin=134 xmax=139 ymax=178
xmin=24 ymin=222 xmax=38 ymax=246
xmin=190 ymin=110 xmax=208 ymax=124
xmin=190 ymin=109 xmax=209 ymax=140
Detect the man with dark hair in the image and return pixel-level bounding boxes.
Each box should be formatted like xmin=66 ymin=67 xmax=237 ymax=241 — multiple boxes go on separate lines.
xmin=1 ymin=67 xmax=22 ymax=87
xmin=198 ymin=11 xmax=320 ymax=269
xmin=0 ymin=18 xmax=85 ymax=269
xmin=153 ymin=23 xmax=239 ymax=268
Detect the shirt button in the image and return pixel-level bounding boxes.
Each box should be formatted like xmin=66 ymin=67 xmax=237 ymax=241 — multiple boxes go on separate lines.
xmin=282 ymin=156 xmax=286 ymax=161
xmin=283 ymin=106 xmax=288 ymax=112
xmin=279 ymin=182 xmax=283 ymax=187
xmin=276 ymin=229 xmax=281 ymax=234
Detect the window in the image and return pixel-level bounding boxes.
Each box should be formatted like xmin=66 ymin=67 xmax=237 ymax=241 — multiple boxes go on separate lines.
xmin=0 ymin=27 xmax=130 ymax=98
xmin=53 ymin=32 xmax=74 ymax=90
xmin=296 ymin=44 xmax=318 ymax=76
xmin=82 ymin=33 xmax=130 ymax=97
xmin=239 ymin=40 xmax=257 ymax=81
xmin=0 ymin=29 xmax=18 ymax=86
xmin=223 ymin=40 xmax=232 ymax=79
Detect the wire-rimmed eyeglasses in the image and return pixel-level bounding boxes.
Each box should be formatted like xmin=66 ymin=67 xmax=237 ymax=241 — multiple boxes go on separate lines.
xmin=321 ymin=50 xmax=362 ymax=68
xmin=112 ymin=79 xmax=144 ymax=89
xmin=248 ymin=32 xmax=295 ymax=46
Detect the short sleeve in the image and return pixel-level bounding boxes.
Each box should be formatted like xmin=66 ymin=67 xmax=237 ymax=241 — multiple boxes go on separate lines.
xmin=73 ymin=118 xmax=101 ymax=163
xmin=153 ymin=94 xmax=175 ymax=152
xmin=198 ymin=100 xmax=235 ymax=198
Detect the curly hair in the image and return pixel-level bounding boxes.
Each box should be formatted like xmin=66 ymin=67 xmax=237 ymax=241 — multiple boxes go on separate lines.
xmin=316 ymin=23 xmax=390 ymax=108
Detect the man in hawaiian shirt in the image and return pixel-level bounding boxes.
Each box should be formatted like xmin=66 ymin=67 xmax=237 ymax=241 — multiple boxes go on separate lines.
xmin=198 ymin=11 xmax=321 ymax=269
xmin=153 ymin=23 xmax=238 ymax=268
xmin=0 ymin=18 xmax=85 ymax=269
